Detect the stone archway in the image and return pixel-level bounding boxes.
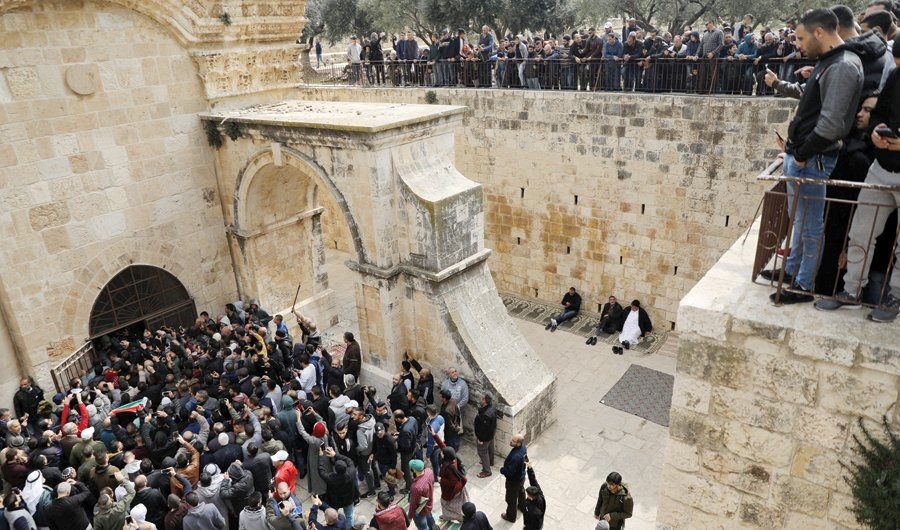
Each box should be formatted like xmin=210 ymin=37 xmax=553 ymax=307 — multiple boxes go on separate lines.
xmin=203 ymin=100 xmax=558 ymax=442
xmin=89 ymin=264 xmax=195 ymax=338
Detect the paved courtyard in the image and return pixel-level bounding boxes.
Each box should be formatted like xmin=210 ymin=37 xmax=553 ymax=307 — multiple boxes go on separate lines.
xmin=307 ymin=250 xmax=677 ymax=528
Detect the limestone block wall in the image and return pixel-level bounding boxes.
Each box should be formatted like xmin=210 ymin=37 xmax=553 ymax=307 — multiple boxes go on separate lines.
xmin=657 ymin=221 xmax=900 ymax=529
xmin=294 ymin=88 xmax=792 ymax=329
xmin=0 ymin=2 xmax=237 ymax=392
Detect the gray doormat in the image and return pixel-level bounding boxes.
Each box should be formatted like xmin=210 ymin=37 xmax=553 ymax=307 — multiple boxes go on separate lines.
xmin=500 ymin=292 xmax=669 ymax=355
xmin=600 ymin=364 xmax=674 ymax=427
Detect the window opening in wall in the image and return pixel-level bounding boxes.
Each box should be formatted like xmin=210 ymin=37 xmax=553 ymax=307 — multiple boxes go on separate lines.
xmin=534 ymin=288 xmax=539 ymax=297
xmin=517 ymin=237 xmax=521 ymax=245
xmin=566 ymin=246 xmax=570 ymax=254
xmin=641 ymin=204 xmax=645 ymax=214
xmin=619 ymin=256 xmax=623 ymax=265
xmin=670 ymin=321 xmax=676 ymax=331
xmin=574 ymin=195 xmax=578 ymax=205
xmin=674 ymin=266 xmax=678 ymax=275
xmin=520 ymin=188 xmax=525 ymax=198
xmin=725 ymin=215 xmax=730 ymax=227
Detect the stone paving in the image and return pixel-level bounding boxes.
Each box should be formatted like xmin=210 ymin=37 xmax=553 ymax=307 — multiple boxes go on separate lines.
xmin=305 ymin=251 xmax=677 ymax=528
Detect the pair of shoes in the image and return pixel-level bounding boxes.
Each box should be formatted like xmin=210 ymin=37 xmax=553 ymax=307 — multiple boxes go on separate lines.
xmin=477 ymin=471 xmax=492 ymax=478
xmin=500 ymin=514 xmax=515 ymax=522
xmin=585 ymin=336 xmax=593 ymax=345
xmin=770 ymin=283 xmax=814 ymax=304
xmin=869 ymin=293 xmax=900 ymax=322
xmin=759 ymin=268 xmax=794 ymax=283
xmin=591 ymin=336 xmax=598 ymax=346
xmin=612 ymin=346 xmax=623 ymax=355
xmin=815 ymin=290 xmax=861 ymax=311
xmin=622 ymin=341 xmax=631 ymax=350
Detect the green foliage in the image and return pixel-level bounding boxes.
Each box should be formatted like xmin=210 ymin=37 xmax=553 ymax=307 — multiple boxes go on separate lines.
xmin=220 ymin=12 xmax=232 ymax=26
xmin=204 ymin=121 xmax=223 ymax=150
xmin=842 ymin=417 xmax=900 ymax=529
xmin=424 ymin=90 xmax=437 ymax=104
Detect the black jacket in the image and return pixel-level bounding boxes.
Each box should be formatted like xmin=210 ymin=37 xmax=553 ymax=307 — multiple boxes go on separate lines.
xmin=844 ymin=30 xmax=887 ymax=92
xmin=781 ymin=45 xmax=863 ymax=162
xmin=473 ymin=403 xmax=497 ymax=443
xmin=243 ymin=453 xmax=274 ymax=495
xmin=616 ymin=307 xmax=653 ymax=336
xmin=45 ymin=482 xmax=93 ymax=530
xmin=132 ymin=487 xmax=169 ymax=530
xmin=522 ymin=467 xmax=546 ymax=530
xmin=560 ymin=291 xmax=581 ymax=312
xmin=318 ymin=454 xmax=356 ymax=508
xmin=871 ymin=67 xmax=900 ymax=172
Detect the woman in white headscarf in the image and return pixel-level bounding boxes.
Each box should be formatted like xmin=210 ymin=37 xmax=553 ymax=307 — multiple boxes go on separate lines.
xmin=21 ymin=470 xmax=51 ymax=530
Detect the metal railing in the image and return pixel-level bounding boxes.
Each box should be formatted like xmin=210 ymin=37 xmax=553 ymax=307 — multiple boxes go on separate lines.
xmin=51 ymin=341 xmax=96 ymax=393
xmin=755 ymin=159 xmax=900 ymax=305
xmin=304 ymin=57 xmax=815 ymax=95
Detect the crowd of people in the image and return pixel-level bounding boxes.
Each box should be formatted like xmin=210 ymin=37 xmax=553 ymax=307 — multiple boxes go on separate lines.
xmin=334 ymin=10 xmax=896 ymax=94
xmin=748 ymin=1 xmax=900 ymax=325
xmin=543 ymin=288 xmax=654 ymax=355
xmin=0 ymin=296 xmax=636 ymax=530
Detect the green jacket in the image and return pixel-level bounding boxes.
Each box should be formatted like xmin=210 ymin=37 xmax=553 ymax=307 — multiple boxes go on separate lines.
xmin=594 ymin=483 xmax=633 ymax=529
xmin=92 ymin=479 xmax=135 ymax=530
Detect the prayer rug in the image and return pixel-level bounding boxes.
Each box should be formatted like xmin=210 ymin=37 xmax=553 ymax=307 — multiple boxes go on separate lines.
xmin=600 ymin=364 xmax=674 ymax=427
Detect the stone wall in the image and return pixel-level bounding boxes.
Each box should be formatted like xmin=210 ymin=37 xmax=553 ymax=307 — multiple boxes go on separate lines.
xmin=0 ymin=0 xmax=305 ymax=396
xmin=657 ymin=221 xmax=900 ymax=530
xmin=294 ymin=87 xmax=793 ymax=328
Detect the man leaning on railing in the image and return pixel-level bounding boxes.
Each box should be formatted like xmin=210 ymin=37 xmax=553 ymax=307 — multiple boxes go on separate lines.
xmin=815 ymin=40 xmax=900 ymax=322
xmin=763 ymin=8 xmax=864 ymax=305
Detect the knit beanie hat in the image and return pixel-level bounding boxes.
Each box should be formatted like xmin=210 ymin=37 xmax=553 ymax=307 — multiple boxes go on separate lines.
xmin=410 ymin=459 xmax=425 ymax=472
xmin=312 ymin=421 xmax=326 ymax=438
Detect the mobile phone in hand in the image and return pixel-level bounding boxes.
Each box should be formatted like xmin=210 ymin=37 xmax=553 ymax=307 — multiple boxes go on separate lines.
xmin=875 ymin=126 xmax=898 ymax=139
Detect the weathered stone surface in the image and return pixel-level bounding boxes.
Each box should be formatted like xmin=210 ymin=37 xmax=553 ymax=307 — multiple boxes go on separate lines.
xmin=670 ymin=373 xmax=710 ymax=414
xmin=790 ymin=443 xmax=844 ymax=491
xmin=668 ymin=407 xmax=725 ymax=450
xmin=819 ymin=367 xmax=897 ymax=422
xmin=789 ymin=327 xmax=857 ymax=367
xmin=711 ymin=386 xmax=795 ymax=433
xmin=795 ymin=408 xmax=851 ymax=452
xmin=773 ymin=474 xmax=831 ymax=517
xmin=700 ymin=448 xmax=773 ymax=497
xmin=662 ymin=466 xmax=741 ymax=518
xmin=723 ymin=420 xmax=795 ymax=467
xmin=28 ymin=201 xmax=70 ymax=230
xmin=753 ymin=353 xmax=819 ymax=406
xmin=739 ymin=499 xmax=785 ymax=528
xmin=663 ymin=439 xmax=700 ymax=472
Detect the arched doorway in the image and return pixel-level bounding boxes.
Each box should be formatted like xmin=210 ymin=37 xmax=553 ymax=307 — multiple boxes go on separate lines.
xmin=89 ymin=265 xmax=196 ymax=339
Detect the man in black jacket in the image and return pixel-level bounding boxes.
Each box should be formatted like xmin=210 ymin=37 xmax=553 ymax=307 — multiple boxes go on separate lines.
xmin=45 ymin=477 xmax=94 ymax=530
xmin=13 ymin=377 xmax=43 ymax=419
xmin=317 ymin=447 xmax=357 ymax=525
xmin=522 ymin=458 xmax=546 ymax=530
xmin=544 ymin=287 xmax=582 ymax=332
xmin=764 ymin=8 xmax=864 ymax=304
xmin=587 ymin=296 xmax=624 ymax=345
xmin=473 ymin=392 xmax=497 ymax=478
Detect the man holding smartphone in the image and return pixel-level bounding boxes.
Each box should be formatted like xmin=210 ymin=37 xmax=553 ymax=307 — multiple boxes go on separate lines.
xmin=764 ymin=8 xmax=864 ymax=304
xmin=816 ymin=43 xmax=900 ymax=320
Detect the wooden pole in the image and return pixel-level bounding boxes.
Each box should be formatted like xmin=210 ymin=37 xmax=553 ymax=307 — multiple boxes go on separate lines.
xmin=292 ymin=282 xmax=302 ymax=310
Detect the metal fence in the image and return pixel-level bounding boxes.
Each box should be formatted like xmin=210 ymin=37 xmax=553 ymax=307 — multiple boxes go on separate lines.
xmin=51 ymin=341 xmax=96 ymax=393
xmin=755 ymin=160 xmax=900 ymax=306
xmin=304 ymin=57 xmax=815 ymax=95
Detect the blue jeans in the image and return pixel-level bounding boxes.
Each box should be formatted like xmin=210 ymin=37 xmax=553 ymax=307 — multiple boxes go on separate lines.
xmin=341 ymin=503 xmax=354 ymax=527
xmin=412 ymin=511 xmax=436 ymax=530
xmin=783 ymin=153 xmax=838 ymax=290
xmin=554 ymin=309 xmax=578 ymax=324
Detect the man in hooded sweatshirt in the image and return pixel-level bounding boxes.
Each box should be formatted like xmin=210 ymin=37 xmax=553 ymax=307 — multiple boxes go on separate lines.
xmin=237 ymin=492 xmax=267 ymax=530
xmin=182 ymin=491 xmax=225 ymax=530
xmin=195 ymin=468 xmax=229 ymax=530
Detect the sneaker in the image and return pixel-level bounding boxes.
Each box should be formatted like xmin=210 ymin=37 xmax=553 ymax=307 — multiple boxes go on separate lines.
xmin=550 ymin=323 xmax=557 ymax=332
xmin=814 ymin=291 xmax=861 ymax=311
xmin=544 ymin=322 xmax=552 ymax=330
xmin=770 ymin=283 xmax=814 ymax=304
xmin=759 ymin=269 xmax=794 ymax=283
xmin=869 ymin=293 xmax=900 ymax=322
